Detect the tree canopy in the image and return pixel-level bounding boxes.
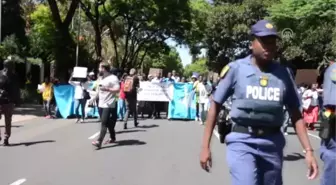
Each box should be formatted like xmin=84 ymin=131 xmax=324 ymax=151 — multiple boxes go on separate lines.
xmin=0 ymin=0 xmax=334 ymax=81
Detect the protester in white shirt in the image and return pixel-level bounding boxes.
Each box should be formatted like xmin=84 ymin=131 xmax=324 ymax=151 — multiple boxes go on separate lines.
xmin=91 ymin=62 xmax=120 ymax=149
xmin=197 ymin=79 xmax=212 ymax=125
xmin=171 ymin=70 xmax=180 ymax=82
xmin=69 ymin=76 xmax=89 ymax=123
xmin=150 ymin=72 xmax=163 ymax=119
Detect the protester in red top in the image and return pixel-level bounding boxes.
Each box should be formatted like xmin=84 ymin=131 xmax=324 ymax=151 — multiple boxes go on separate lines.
xmin=118 ymin=73 xmax=127 ymax=121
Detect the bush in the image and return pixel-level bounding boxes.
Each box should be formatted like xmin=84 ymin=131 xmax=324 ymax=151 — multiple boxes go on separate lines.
xmin=20 ymin=87 xmax=41 ymax=104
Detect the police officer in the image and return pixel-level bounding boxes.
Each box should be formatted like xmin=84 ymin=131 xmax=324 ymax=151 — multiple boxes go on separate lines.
xmin=199 ymin=20 xmax=319 ymax=185
xmin=320 ymin=61 xmax=336 ymax=185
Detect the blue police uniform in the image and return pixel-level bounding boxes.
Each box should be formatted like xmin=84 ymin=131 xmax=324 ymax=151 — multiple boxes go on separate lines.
xmin=320 ymin=63 xmax=336 ymax=185
xmin=213 ymin=20 xmax=301 ymax=185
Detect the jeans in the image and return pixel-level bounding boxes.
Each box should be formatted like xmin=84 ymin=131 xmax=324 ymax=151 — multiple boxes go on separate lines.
xmin=0 ymin=103 xmax=14 ymax=139
xmin=74 ymin=99 xmax=87 ymax=120
xmin=97 ymin=107 xmax=117 ymax=144
xmin=118 ymin=98 xmax=126 ymax=120
xmin=282 ymin=109 xmax=290 ymax=133
xmin=43 ymin=100 xmax=52 ymax=116
xmin=124 ymin=98 xmax=137 ymax=125
xmin=198 ymin=103 xmax=207 ymax=122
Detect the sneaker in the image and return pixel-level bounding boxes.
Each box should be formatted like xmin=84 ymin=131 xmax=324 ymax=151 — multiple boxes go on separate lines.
xmin=104 ymin=138 xmax=116 ymax=145
xmin=199 ymin=121 xmax=204 ymax=125
xmin=92 ymin=141 xmax=101 ymax=149
xmin=124 ymin=123 xmax=127 ymax=130
xmin=284 ymin=132 xmax=288 ymax=136
xmin=134 ymin=122 xmax=139 ymax=127
xmin=3 ymin=138 xmax=9 ymax=146
xmin=80 ymin=119 xmax=85 ymax=123
xmin=76 ymin=118 xmax=80 ymax=123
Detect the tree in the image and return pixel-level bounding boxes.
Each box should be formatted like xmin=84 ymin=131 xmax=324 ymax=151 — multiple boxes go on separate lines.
xmin=28 ymin=4 xmax=56 ymax=63
xmin=142 ymin=47 xmax=183 ymax=76
xmin=269 ymin=0 xmax=336 ymax=69
xmin=185 ymin=0 xmax=210 ymax=57
xmin=79 ymin=0 xmax=106 ymax=60
xmin=204 ymin=0 xmax=277 ymax=72
xmin=102 ymin=0 xmax=192 ymax=69
xmin=46 ymin=0 xmax=79 ymax=77
xmin=183 ymin=57 xmax=207 ymax=78
xmin=2 ymin=0 xmax=27 ymax=47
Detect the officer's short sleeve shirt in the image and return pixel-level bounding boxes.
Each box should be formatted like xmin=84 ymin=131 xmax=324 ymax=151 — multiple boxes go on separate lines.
xmin=212 ymin=62 xmax=238 ymax=105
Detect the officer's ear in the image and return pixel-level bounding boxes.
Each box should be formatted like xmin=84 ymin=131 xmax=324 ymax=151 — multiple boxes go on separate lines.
xmin=249 ymin=35 xmax=255 ymax=50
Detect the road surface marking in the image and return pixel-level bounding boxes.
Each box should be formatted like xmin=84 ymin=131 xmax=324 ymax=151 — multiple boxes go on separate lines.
xmin=10 ymin=179 xmax=26 ymax=185
xmin=308 ymin=133 xmax=320 ymax=140
xmin=88 ymin=132 xmax=100 ymax=139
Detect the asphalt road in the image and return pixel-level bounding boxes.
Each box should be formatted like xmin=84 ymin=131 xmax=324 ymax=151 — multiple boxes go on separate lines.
xmin=0 ymin=117 xmax=322 ymax=185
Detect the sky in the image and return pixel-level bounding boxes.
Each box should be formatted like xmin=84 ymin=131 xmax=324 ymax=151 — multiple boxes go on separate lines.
xmin=165 ymin=38 xmax=206 ymax=66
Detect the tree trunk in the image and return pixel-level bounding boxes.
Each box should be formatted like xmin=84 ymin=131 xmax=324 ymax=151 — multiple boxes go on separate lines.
xmin=47 ymin=0 xmax=79 ymax=80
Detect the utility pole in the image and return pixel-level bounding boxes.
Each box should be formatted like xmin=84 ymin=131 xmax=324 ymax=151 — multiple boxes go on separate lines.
xmin=75 ymin=3 xmax=81 ymax=66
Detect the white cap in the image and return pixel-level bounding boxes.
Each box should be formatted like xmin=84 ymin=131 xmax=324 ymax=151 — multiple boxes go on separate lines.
xmin=89 ymin=72 xmax=95 ymax=76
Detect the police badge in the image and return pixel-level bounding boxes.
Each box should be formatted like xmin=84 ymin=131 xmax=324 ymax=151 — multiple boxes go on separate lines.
xmin=259 ymin=76 xmax=268 ymax=87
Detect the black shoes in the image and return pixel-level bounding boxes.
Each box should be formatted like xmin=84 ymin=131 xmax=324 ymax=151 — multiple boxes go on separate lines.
xmin=3 ymin=138 xmax=9 ymax=146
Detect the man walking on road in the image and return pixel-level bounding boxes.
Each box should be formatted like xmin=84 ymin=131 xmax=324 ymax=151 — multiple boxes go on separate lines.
xmin=0 ymin=58 xmax=20 ymax=146
xmin=123 ymin=68 xmax=140 ymax=129
xmin=91 ymin=62 xmax=120 ymax=149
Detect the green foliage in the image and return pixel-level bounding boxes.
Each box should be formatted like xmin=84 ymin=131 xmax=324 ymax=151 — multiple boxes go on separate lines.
xmin=101 ymin=0 xmax=192 ymax=68
xmin=205 ymin=0 xmax=277 ymax=71
xmin=269 ymin=0 xmax=336 ymax=68
xmin=28 ymin=4 xmax=56 ymax=61
xmin=183 ymin=57 xmax=208 ymax=77
xmin=142 ymin=47 xmax=184 ymax=75
xmin=2 ymin=0 xmax=28 ymax=47
xmin=0 ymin=35 xmax=25 ymax=61
xmin=185 ymin=0 xmax=210 ymax=55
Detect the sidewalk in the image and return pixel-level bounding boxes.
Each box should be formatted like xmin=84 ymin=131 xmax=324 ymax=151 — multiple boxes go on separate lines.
xmin=11 ymin=104 xmax=44 ymax=123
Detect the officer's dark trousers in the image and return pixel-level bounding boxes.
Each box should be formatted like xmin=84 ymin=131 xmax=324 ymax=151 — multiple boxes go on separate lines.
xmin=97 ymin=107 xmax=117 ymax=144
xmin=320 ymin=136 xmax=336 ymax=185
xmin=226 ymin=132 xmax=285 ymax=185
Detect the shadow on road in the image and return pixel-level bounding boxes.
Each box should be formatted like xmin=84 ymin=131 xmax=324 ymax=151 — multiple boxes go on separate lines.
xmin=287 ymin=132 xmax=297 ymax=135
xmin=100 ymin=139 xmax=146 ymax=150
xmin=6 ymin=140 xmax=55 ymax=147
xmin=284 ymin=152 xmax=305 ymax=161
xmin=116 ymin=130 xmax=146 ymax=134
xmin=137 ymin=124 xmax=159 ymax=129
xmin=0 ymin=125 xmax=23 ymax=128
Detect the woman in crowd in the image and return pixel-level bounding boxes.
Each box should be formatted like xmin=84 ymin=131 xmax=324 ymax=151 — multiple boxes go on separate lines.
xmin=302 ymin=83 xmax=320 ymax=130
xmin=39 ymin=77 xmax=54 ymax=119
xmin=118 ymin=73 xmax=127 ymax=121
xmin=69 ymin=75 xmax=90 ymax=123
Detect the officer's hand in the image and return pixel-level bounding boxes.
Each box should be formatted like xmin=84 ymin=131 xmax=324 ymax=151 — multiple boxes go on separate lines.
xmin=305 ymin=151 xmax=319 ymax=180
xmin=200 ymin=147 xmax=212 ymax=172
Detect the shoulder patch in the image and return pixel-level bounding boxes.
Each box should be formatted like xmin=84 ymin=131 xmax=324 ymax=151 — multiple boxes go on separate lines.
xmin=220 ymin=65 xmax=230 ymax=78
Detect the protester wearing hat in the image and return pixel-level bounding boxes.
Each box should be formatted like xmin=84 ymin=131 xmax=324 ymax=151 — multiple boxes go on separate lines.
xmin=200 ymin=20 xmax=318 ymax=184
xmin=0 ymin=57 xmax=20 ymax=146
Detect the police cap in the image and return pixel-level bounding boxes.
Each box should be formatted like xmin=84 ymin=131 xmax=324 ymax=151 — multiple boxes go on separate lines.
xmin=250 ymin=20 xmax=278 ymax=37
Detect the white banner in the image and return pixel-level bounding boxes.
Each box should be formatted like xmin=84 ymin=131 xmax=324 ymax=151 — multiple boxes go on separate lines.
xmin=137 ymin=82 xmax=173 ymax=102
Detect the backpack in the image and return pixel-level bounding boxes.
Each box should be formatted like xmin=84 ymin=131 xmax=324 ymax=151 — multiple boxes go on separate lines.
xmin=124 ymin=76 xmax=134 ymax=92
